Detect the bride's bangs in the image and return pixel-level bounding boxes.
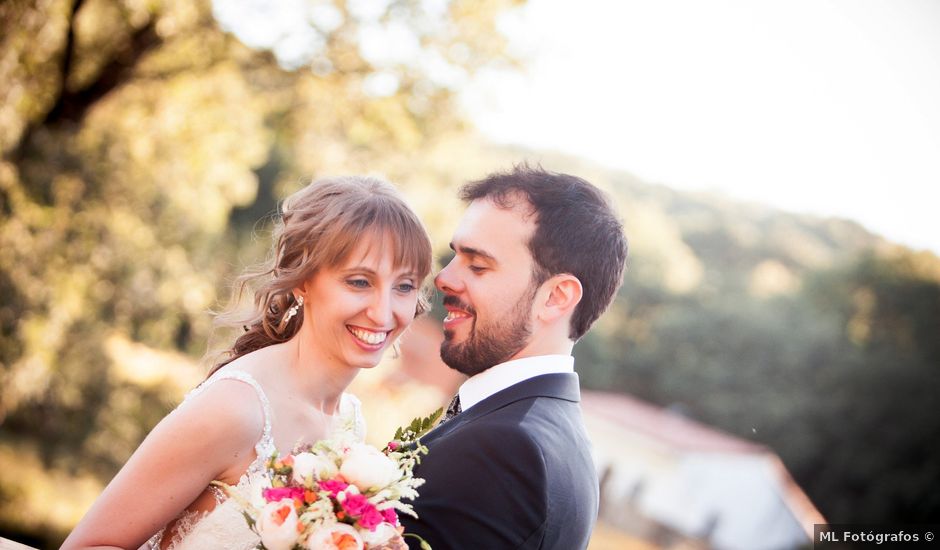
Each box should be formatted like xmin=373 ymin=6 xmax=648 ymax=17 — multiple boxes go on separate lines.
xmin=319 ymin=197 xmax=431 ymax=281
xmin=376 ymin=202 xmax=432 ymax=280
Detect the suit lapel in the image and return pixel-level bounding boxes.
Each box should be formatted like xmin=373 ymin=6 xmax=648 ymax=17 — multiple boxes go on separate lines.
xmin=421 ymin=372 xmax=581 ymax=445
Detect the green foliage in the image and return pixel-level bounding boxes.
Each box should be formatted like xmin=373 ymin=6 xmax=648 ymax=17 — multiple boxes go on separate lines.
xmin=0 ymin=0 xmax=519 ymax=545
xmin=577 ymin=218 xmax=940 ymax=523
xmin=393 ymin=407 xmax=444 ymax=443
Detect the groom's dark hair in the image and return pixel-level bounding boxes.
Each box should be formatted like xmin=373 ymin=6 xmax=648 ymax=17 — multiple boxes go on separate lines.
xmin=460 ymin=164 xmax=628 ymax=340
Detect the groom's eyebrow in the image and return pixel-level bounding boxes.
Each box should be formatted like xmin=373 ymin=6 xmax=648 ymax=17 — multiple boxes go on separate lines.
xmin=449 ymin=242 xmax=497 ymax=264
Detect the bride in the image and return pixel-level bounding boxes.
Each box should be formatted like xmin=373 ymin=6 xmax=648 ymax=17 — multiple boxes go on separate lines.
xmin=62 ymin=176 xmax=432 ymax=549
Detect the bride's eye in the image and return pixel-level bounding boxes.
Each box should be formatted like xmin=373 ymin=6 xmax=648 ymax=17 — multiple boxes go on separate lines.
xmin=346 ymin=278 xmax=370 ymax=289
xmin=395 ymin=282 xmax=416 ymax=293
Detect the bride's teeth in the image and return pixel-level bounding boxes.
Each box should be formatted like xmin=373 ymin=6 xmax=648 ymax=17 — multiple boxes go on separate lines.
xmin=351 ymin=328 xmax=387 ymax=345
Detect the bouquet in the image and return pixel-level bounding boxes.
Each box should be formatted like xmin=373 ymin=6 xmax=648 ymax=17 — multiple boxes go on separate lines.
xmin=215 ymin=409 xmax=441 ymax=550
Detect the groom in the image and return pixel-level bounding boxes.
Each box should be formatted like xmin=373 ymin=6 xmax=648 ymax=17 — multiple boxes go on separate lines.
xmin=400 ymin=165 xmax=628 ymax=549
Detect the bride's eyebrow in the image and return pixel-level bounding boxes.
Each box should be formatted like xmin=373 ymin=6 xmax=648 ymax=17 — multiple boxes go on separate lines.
xmin=339 ymin=267 xmax=418 ymax=279
xmin=339 ymin=267 xmax=377 ymax=276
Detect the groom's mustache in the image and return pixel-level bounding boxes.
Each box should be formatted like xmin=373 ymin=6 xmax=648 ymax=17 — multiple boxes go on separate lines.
xmin=442 ymin=294 xmax=476 ymax=316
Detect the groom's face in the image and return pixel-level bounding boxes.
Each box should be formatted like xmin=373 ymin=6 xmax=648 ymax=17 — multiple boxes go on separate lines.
xmin=435 ymin=196 xmax=542 ymax=376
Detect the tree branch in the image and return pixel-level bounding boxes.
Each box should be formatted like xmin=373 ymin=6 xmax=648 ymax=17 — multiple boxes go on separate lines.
xmin=43 ymin=19 xmax=159 ymax=125
xmin=9 ymin=8 xmax=161 ymax=159
xmin=57 ymin=0 xmax=87 ymax=101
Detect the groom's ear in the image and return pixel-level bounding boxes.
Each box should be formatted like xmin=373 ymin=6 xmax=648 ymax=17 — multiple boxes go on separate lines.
xmin=536 ymin=274 xmax=582 ymax=324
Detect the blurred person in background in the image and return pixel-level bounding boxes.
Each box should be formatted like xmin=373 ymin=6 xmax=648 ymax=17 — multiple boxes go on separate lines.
xmin=62 ymin=176 xmax=432 ymax=549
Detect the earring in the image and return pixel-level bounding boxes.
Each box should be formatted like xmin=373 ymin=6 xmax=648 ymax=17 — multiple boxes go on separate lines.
xmin=284 ymin=295 xmax=304 ymax=324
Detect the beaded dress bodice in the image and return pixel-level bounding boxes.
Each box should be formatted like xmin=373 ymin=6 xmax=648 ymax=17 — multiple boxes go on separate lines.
xmin=145 ymin=369 xmax=365 ymax=550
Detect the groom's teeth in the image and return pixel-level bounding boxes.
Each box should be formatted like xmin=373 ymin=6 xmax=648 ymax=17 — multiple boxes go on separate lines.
xmin=350 ymin=328 xmax=387 ymax=345
xmin=444 ymin=311 xmax=470 ymax=322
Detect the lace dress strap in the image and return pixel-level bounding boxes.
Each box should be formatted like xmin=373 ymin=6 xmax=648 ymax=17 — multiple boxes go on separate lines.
xmin=337 ymin=392 xmax=366 ymax=442
xmin=182 ymin=369 xmax=275 ymax=471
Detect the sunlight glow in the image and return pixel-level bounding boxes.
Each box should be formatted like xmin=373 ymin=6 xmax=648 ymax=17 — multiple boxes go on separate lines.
xmin=462 ymin=0 xmax=940 ymax=253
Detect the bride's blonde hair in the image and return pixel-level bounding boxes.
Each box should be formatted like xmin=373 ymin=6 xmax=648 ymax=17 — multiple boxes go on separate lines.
xmin=210 ymin=175 xmax=432 ymax=375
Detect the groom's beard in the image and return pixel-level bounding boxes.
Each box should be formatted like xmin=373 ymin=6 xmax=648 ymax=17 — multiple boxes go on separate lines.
xmin=440 ymin=289 xmax=535 ymax=377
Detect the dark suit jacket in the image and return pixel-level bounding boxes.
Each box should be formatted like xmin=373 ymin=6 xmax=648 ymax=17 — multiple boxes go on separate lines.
xmin=400 ymin=372 xmax=599 ymax=550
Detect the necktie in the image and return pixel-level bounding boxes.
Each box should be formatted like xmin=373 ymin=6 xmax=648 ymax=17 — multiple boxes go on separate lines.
xmin=441 ymin=394 xmax=462 ymax=423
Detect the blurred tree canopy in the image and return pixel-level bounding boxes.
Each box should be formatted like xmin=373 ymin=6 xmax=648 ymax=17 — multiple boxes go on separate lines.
xmin=0 ymin=0 xmax=519 ymax=543
xmin=567 ymin=159 xmax=940 ymax=526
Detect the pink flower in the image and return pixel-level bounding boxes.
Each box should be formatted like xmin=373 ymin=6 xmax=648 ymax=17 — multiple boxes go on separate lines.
xmin=262 ymin=486 xmax=305 ymax=503
xmin=340 ymin=493 xmax=371 ymax=516
xmin=318 ymin=479 xmax=350 ymax=497
xmin=381 ymin=508 xmax=398 ymax=526
xmin=340 ymin=493 xmax=385 ymax=531
xmin=386 ymin=441 xmax=399 ymax=451
xmin=358 ymin=506 xmax=384 ymax=531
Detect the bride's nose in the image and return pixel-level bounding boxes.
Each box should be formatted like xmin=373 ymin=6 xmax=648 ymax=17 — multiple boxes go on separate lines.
xmin=366 ymin=289 xmax=394 ymax=326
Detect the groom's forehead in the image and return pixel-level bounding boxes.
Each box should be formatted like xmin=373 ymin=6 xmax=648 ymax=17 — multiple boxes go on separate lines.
xmin=456 ymin=197 xmax=536 ymax=241
xmin=447 ymin=211 xmax=538 ymax=281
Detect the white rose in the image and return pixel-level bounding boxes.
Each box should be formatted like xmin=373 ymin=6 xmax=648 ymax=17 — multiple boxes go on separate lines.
xmin=339 ymin=443 xmax=401 ymax=492
xmin=293 ymin=451 xmax=338 ymax=484
xmin=248 ymin=473 xmax=273 ymax=508
xmin=359 ymin=522 xmax=400 ymax=546
xmin=258 ymin=500 xmax=301 ymax=550
xmin=304 ymin=522 xmax=364 ymax=550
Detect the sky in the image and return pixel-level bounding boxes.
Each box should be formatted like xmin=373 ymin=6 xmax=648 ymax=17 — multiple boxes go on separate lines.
xmin=213 ymin=0 xmax=940 ymax=254
xmin=461 ymin=0 xmax=940 ymax=254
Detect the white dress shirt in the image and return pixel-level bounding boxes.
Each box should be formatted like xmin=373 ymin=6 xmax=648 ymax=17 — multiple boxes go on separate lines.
xmin=457 ymin=354 xmax=575 ymax=412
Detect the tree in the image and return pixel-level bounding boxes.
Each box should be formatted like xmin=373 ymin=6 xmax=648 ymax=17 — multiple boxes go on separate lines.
xmin=0 ymin=0 xmax=521 ymax=543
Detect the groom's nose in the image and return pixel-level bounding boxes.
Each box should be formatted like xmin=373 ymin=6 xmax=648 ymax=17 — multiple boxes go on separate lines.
xmin=434 ymin=257 xmax=462 ymax=295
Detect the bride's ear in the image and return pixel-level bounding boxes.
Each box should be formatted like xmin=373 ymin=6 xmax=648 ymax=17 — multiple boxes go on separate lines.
xmin=536 ymin=274 xmax=582 ymax=323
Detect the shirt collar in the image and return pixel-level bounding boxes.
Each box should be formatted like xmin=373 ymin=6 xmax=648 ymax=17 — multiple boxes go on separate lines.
xmin=458 ymin=354 xmax=575 ymax=411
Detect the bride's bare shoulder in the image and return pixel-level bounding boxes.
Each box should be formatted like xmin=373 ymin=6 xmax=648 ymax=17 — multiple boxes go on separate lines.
xmin=190 ymin=345 xmax=288 ymax=426
xmin=169 ymin=373 xmax=267 ymax=451
xmin=215 ymin=343 xmax=285 ymax=383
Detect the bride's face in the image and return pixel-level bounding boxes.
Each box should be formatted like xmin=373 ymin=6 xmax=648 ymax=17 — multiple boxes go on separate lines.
xmin=300 ymin=234 xmax=420 ymax=370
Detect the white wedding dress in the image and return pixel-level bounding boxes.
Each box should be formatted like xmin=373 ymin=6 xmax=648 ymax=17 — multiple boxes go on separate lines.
xmin=145 ymin=369 xmax=366 ymax=550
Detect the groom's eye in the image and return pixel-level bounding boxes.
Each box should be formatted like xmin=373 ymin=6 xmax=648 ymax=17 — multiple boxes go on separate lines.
xmin=468 ymin=265 xmax=487 ymax=274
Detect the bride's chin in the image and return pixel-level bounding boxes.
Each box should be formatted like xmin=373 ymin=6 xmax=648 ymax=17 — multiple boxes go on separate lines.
xmin=345 ymin=351 xmax=388 ymax=370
